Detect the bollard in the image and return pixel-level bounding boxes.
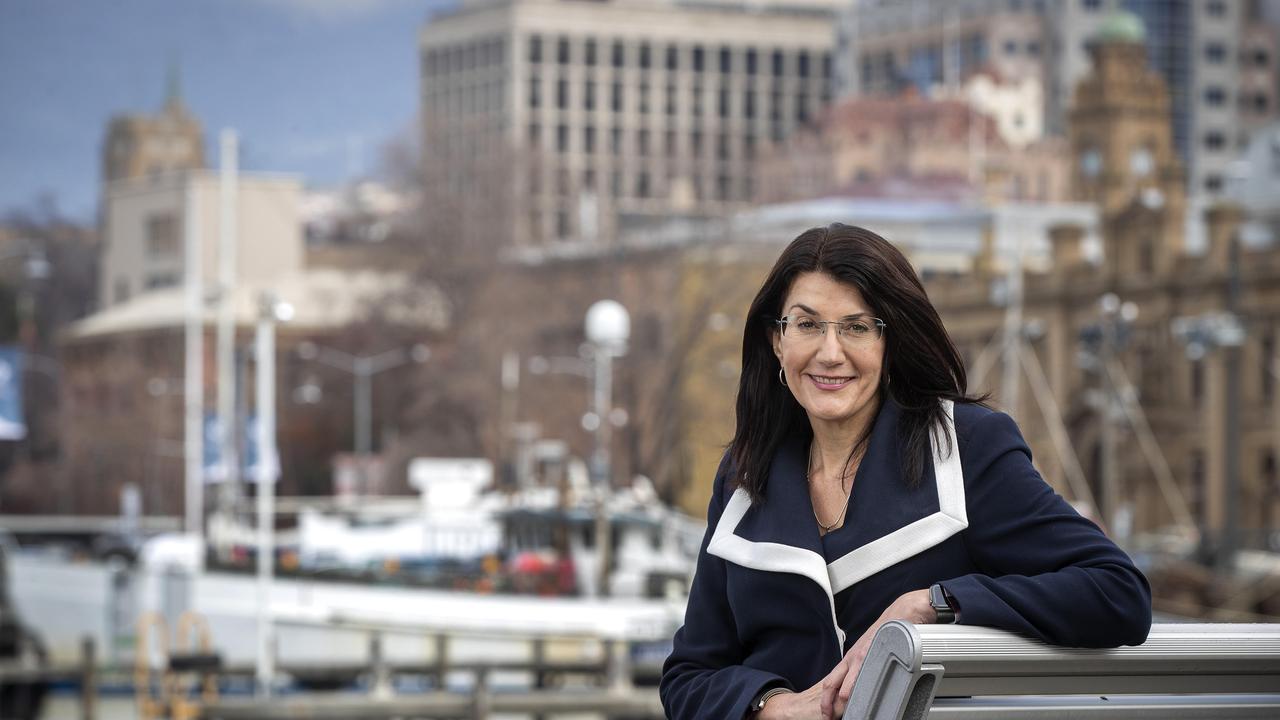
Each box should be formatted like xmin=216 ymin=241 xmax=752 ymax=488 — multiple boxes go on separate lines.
xmin=369 ymin=631 xmax=392 ymax=699
xmin=471 ymin=667 xmax=490 ymax=720
xmin=80 ymin=636 xmax=96 ymax=720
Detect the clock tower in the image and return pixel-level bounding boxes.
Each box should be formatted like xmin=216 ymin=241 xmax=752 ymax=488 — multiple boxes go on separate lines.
xmin=1068 ymin=10 xmax=1185 ymax=278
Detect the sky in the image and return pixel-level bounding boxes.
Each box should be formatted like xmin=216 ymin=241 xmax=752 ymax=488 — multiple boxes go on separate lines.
xmin=0 ymin=0 xmax=452 ymax=222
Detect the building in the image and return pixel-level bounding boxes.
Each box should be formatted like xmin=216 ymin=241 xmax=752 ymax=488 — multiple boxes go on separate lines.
xmin=101 ymin=70 xmax=205 ymax=186
xmin=754 ymin=92 xmax=1073 ymax=206
xmin=99 ymin=171 xmax=303 ymax=309
xmin=418 ymin=0 xmax=840 ymax=248
xmin=834 ymin=0 xmax=1280 ymax=201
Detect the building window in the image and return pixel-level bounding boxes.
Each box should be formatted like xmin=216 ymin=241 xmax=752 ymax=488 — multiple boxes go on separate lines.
xmin=583 ymin=168 xmax=595 ymax=189
xmin=584 ymin=80 xmax=596 ymax=110
xmin=638 ymin=129 xmax=650 ymax=156
xmin=666 ymin=45 xmax=678 ymax=71
xmin=1192 ymin=358 xmax=1204 ymax=405
xmin=665 ymin=130 xmax=676 ymax=157
xmin=584 ymin=39 xmax=596 ymax=66
xmin=716 ymin=132 xmax=729 ymax=159
xmin=746 ymin=49 xmax=757 ymax=75
xmin=557 ymin=37 xmax=570 ymax=64
xmin=717 ymin=174 xmax=731 ymax=200
xmin=1263 ymin=333 xmax=1276 ymax=403
xmin=691 ymin=130 xmax=702 ymax=155
xmin=1027 ymin=40 xmax=1040 ymax=56
xmin=556 ymin=77 xmax=568 ymax=109
xmin=693 ymin=45 xmax=705 ymax=72
xmin=529 ymin=34 xmax=542 ymax=63
xmin=1204 ymin=86 xmax=1226 ymax=106
xmin=692 ymin=82 xmax=703 ymax=116
xmin=612 ymin=41 xmax=625 ymax=68
xmin=744 ymin=89 xmax=756 ymax=118
xmin=797 ymin=52 xmax=810 ymax=78
xmin=528 ymin=76 xmax=541 ymax=108
xmin=772 ymin=49 xmax=784 ymax=77
xmin=1252 ymin=48 xmax=1271 ymax=68
xmin=796 ymin=93 xmax=809 ymax=124
xmin=611 ymin=126 xmax=622 ymax=155
xmin=665 ymin=84 xmax=677 ymax=115
xmin=1204 ymin=42 xmax=1226 ymax=63
xmin=528 ymin=122 xmax=541 ymax=147
xmin=146 ymin=273 xmax=178 ymax=290
xmin=1204 ymin=131 xmax=1226 ymax=151
xmin=611 ymin=81 xmax=623 ymax=112
xmin=1004 ymin=39 xmax=1018 ymax=55
xmin=145 ymin=212 xmax=179 ymax=257
xmin=743 ymin=133 xmax=755 ymax=159
xmin=584 ymin=125 xmax=596 ymax=153
xmin=1252 ymin=94 xmax=1270 ymax=113
xmin=556 ymin=124 xmax=569 ymax=153
xmin=639 ymin=82 xmax=650 ymax=114
xmin=636 ymin=171 xmax=650 ymax=198
xmin=556 ymin=210 xmax=571 ymax=239
xmin=718 ymin=86 xmax=730 ymax=118
xmin=821 ymin=52 xmax=832 ymax=79
xmin=1205 ymin=174 xmax=1223 ymax=192
xmin=719 ymin=46 xmax=732 ymax=74
xmin=639 ymin=43 xmax=651 ymax=69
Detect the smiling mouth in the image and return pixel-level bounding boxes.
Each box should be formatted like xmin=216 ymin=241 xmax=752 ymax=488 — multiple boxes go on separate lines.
xmin=808 ymin=374 xmax=854 ymax=388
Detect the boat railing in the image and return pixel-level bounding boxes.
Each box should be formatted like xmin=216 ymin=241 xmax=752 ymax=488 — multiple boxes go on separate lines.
xmin=843 ymin=622 xmax=1280 ymax=719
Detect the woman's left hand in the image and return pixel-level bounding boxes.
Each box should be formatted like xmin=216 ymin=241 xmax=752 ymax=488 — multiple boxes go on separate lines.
xmin=818 ymin=589 xmax=937 ymax=718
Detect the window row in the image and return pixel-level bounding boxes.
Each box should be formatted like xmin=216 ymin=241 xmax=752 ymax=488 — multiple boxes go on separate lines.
xmin=529 ymin=123 xmax=775 ymax=159
xmin=527 ymin=34 xmax=832 ymax=80
xmin=423 ymin=37 xmax=507 ymax=76
xmin=527 ymin=76 xmax=821 ymax=122
xmin=528 ymin=169 xmax=755 ymax=210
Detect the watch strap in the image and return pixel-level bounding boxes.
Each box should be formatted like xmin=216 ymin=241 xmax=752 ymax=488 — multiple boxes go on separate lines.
xmin=930 ymin=582 xmax=957 ymax=624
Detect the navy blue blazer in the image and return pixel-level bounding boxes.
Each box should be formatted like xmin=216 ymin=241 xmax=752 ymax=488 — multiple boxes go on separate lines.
xmin=660 ymin=399 xmax=1152 ymax=720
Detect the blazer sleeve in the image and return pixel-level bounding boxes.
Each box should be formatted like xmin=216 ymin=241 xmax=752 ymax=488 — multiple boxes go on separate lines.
xmin=941 ymin=410 xmax=1153 ymax=648
xmin=660 ymin=467 xmax=790 ymax=720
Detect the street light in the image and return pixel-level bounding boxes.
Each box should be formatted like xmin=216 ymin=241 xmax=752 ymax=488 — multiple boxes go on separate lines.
xmin=254 ymin=291 xmax=291 ymax=699
xmin=584 ymin=299 xmax=629 ymax=598
xmin=295 ymin=341 xmax=430 ymax=496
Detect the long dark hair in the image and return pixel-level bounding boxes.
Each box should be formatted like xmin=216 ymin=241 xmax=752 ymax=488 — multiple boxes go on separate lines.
xmin=729 ymin=223 xmax=980 ymax=502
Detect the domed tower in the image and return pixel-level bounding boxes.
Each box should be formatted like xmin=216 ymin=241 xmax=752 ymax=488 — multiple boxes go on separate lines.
xmin=1068 ymin=10 xmax=1186 ymax=279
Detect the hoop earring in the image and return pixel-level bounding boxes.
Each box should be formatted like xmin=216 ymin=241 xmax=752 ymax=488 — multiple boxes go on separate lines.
xmin=778 ymin=368 xmax=788 ymax=387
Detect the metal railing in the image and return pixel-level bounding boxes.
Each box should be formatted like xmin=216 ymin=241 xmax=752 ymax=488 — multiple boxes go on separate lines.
xmin=843 ymin=622 xmax=1280 ymax=719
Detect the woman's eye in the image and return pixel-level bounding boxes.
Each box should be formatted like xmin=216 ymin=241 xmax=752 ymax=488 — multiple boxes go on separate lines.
xmin=846 ymin=322 xmax=871 ymax=335
xmin=795 ymin=318 xmax=819 ymax=331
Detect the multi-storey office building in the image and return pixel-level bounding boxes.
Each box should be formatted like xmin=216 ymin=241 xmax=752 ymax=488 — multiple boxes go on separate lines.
xmin=834 ymin=0 xmax=1280 ymax=201
xmin=419 ymin=0 xmax=839 ymax=248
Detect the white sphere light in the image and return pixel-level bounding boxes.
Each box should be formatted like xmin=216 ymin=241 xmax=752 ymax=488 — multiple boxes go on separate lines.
xmin=586 ymin=299 xmax=630 ymax=352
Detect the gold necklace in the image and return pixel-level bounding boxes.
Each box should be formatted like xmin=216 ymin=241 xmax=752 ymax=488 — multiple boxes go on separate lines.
xmin=808 ymin=443 xmax=853 ymax=534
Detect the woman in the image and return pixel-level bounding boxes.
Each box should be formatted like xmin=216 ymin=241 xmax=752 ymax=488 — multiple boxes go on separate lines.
xmin=659 ymin=224 xmax=1151 ymax=720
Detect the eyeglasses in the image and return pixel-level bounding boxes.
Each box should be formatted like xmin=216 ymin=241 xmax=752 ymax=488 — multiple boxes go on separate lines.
xmin=776 ymin=313 xmax=886 ymax=345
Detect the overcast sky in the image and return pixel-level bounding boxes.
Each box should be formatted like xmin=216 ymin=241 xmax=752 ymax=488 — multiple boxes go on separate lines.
xmin=0 ymin=0 xmax=450 ymax=222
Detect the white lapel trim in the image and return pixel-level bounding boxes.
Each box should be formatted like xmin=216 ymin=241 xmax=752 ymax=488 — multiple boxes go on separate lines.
xmin=826 ymin=399 xmax=967 ymax=594
xmin=705 ymin=400 xmax=966 ymax=648
xmin=708 ymin=488 xmax=846 ymax=647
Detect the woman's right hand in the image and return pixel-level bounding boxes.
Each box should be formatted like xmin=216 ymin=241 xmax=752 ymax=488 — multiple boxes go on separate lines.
xmin=756 ymin=680 xmax=835 ymax=720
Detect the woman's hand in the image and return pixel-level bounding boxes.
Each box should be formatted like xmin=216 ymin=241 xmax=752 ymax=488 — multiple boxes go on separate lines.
xmin=755 ymin=681 xmax=824 ymax=720
xmin=818 ymin=589 xmax=937 ymax=718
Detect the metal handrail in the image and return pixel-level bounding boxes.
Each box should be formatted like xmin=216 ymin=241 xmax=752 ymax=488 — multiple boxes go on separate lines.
xmin=843 ymin=622 xmax=1280 ymax=720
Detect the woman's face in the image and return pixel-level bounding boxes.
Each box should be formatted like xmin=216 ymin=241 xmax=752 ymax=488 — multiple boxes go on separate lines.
xmin=771 ymin=272 xmax=884 ymax=432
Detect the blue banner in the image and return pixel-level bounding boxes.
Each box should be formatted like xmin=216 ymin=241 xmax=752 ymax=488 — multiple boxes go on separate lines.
xmin=0 ymin=347 xmax=26 ymax=440
xmin=204 ymin=412 xmax=266 ymax=482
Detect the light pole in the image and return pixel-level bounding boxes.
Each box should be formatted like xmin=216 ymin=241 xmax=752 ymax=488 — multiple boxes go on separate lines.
xmin=295 ymin=341 xmax=430 ymax=496
xmin=255 ymin=291 xmax=292 ymax=699
xmin=584 ymin=300 xmax=629 ymax=598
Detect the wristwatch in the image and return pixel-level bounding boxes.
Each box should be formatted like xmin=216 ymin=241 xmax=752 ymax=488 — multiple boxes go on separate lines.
xmin=750 ymin=685 xmax=792 ymax=714
xmin=929 ymin=582 xmax=958 ymax=624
